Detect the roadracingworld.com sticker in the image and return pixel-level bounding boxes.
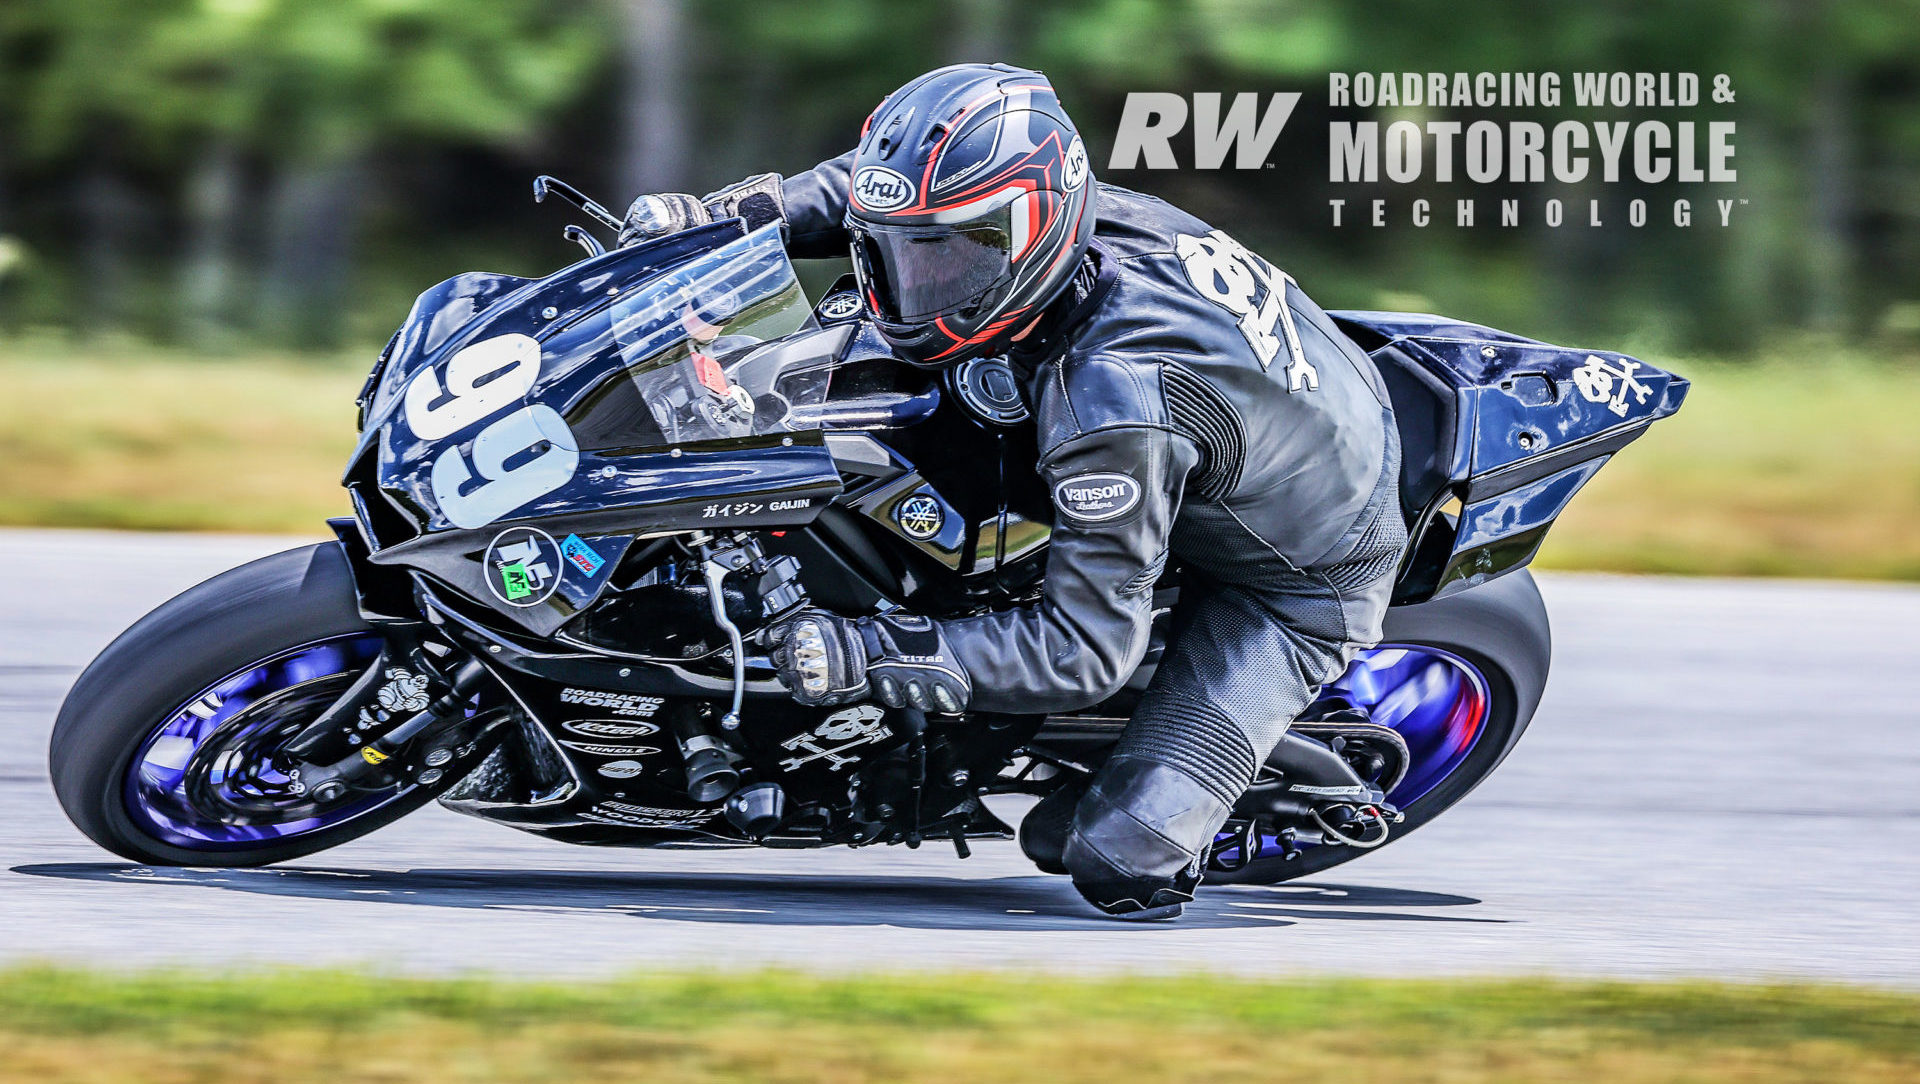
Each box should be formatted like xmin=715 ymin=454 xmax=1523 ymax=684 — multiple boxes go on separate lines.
xmin=1053 ymin=472 xmax=1142 ymax=523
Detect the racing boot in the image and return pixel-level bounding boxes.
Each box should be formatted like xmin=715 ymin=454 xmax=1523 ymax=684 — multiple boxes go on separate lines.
xmin=1061 ymin=755 xmax=1232 ymax=921
xmin=1017 ymin=778 xmax=1088 ymax=875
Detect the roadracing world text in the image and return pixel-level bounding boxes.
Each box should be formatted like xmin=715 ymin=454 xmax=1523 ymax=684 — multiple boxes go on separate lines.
xmin=1326 ymin=70 xmax=1741 ymax=229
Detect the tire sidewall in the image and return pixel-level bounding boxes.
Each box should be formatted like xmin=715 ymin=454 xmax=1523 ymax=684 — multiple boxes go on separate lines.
xmin=49 ymin=543 xmax=434 ymax=866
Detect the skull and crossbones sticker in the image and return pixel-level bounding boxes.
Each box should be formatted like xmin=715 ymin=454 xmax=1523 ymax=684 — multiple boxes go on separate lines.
xmin=779 ymin=705 xmax=891 ymax=772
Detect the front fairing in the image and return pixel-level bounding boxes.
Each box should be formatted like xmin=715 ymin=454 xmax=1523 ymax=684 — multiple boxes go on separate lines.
xmin=344 ymin=221 xmax=848 ymax=635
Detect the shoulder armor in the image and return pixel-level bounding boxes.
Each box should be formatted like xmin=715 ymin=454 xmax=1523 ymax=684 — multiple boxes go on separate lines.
xmin=1035 ymin=352 xmax=1171 ymax=456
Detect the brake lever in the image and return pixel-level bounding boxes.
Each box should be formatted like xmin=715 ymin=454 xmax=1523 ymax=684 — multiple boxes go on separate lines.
xmin=563 ymin=224 xmax=606 ymax=258
xmin=532 ymin=175 xmax=623 ymax=231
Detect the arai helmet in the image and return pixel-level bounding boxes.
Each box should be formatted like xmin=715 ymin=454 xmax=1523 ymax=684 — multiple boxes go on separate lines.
xmin=844 ymin=64 xmax=1096 ymax=368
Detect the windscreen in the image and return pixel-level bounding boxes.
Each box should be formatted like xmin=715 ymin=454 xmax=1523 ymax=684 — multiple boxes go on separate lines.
xmin=571 ymin=224 xmax=846 ymax=449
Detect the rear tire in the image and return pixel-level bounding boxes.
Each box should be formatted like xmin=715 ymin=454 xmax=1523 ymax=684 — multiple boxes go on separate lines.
xmin=49 ymin=543 xmax=438 ymax=866
xmin=1208 ymin=570 xmax=1552 ymax=885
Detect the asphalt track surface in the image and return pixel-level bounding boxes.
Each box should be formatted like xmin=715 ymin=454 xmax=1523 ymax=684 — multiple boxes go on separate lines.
xmin=1 ymin=528 xmax=1915 ymax=984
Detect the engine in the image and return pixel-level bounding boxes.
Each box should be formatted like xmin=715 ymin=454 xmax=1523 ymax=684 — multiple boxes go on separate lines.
xmin=436 ymin=527 xmax=1037 ymax=852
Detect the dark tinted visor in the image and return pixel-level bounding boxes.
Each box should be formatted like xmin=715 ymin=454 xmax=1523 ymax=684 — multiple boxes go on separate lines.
xmin=848 ymin=209 xmax=1013 ymax=322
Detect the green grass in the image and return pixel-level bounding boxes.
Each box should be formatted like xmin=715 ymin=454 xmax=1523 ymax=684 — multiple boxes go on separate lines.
xmin=1 ymin=340 xmax=1916 ymax=579
xmin=0 ymin=968 xmax=1914 ymax=1082
xmin=0 ymin=343 xmax=363 ymax=533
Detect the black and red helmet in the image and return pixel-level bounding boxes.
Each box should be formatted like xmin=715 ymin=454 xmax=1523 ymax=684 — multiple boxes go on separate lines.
xmin=844 ymin=64 xmax=1096 ymax=368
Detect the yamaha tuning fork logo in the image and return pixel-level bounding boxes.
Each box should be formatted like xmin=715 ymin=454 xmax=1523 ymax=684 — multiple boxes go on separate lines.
xmin=893 ymin=493 xmax=944 ymax=540
xmin=817 ymin=292 xmax=863 ymax=321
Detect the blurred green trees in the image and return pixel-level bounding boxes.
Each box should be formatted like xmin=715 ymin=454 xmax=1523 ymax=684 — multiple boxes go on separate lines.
xmin=0 ymin=0 xmax=1914 ymax=353
xmin=0 ymin=0 xmax=608 ymax=345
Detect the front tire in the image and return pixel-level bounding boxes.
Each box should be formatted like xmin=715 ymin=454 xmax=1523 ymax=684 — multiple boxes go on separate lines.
xmin=50 ymin=543 xmax=438 ymax=866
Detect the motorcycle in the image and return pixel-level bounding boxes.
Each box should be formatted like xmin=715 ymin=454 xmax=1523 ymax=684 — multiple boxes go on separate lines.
xmin=50 ymin=179 xmax=1686 ymax=889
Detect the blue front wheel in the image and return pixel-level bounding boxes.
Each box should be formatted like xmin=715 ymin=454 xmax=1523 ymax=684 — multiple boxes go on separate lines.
xmin=51 ymin=544 xmax=444 ymax=867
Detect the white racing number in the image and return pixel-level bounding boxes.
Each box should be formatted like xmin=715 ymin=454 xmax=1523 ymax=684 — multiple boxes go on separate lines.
xmin=403 ymin=333 xmax=580 ymax=529
xmin=1174 ymin=230 xmax=1319 ymax=393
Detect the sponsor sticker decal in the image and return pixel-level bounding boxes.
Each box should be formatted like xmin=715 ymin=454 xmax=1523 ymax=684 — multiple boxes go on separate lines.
xmin=560 ymin=534 xmax=606 ymax=576
xmin=779 ymin=704 xmax=891 ymax=772
xmin=485 ymin=527 xmax=562 ymax=607
xmin=596 ymin=760 xmax=646 ymax=779
xmin=852 ymin=166 xmax=916 ymax=211
xmin=1054 ymin=472 xmax=1143 ymax=523
xmin=559 ymin=687 xmax=664 ymax=718
xmin=563 ymin=719 xmax=660 ymax=740
xmin=560 ymin=741 xmax=662 ymax=757
xmin=372 ymin=668 xmax=432 ymax=714
xmin=1571 ymin=354 xmax=1654 ymax=417
xmin=583 ymin=801 xmax=718 ymax=828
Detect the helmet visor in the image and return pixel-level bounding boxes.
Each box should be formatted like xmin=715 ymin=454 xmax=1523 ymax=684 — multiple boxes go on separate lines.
xmin=847 ymin=210 xmax=1014 ymax=323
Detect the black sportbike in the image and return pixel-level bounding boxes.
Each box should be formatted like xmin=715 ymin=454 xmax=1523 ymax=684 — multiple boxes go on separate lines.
xmin=51 ymin=180 xmax=1685 ymax=888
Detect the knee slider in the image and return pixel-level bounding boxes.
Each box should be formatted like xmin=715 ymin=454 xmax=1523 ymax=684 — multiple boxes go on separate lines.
xmin=1062 ymin=756 xmax=1229 ymax=915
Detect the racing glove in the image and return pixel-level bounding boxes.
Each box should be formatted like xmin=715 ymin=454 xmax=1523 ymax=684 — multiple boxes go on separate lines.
xmin=619 ymin=173 xmax=787 ymax=247
xmin=768 ymin=610 xmax=971 ymax=713
xmin=767 ymin=610 xmax=867 ymax=706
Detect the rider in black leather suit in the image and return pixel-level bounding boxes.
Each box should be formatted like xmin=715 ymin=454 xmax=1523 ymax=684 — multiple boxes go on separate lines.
xmin=626 ymin=64 xmax=1405 ymax=920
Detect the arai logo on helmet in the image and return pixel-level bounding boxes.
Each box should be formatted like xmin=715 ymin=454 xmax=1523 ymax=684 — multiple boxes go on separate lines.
xmin=1063 ymin=136 xmax=1089 ymax=192
xmin=853 ymin=166 xmax=916 ymax=211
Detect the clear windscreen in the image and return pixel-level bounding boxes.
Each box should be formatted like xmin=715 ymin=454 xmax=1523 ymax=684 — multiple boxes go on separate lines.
xmin=582 ymin=224 xmax=845 ymax=448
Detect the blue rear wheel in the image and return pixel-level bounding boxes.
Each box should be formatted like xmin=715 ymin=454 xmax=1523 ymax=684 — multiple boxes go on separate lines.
xmin=1205 ymin=570 xmax=1551 ymax=885
xmin=1327 ymin=644 xmax=1491 ymax=810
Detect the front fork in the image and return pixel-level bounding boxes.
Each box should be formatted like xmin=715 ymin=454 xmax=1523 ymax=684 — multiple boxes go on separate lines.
xmin=280 ymin=630 xmax=500 ymax=802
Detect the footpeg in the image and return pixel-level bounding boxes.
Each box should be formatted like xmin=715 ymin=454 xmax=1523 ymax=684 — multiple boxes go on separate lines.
xmin=1208 ymin=818 xmax=1262 ymax=872
xmin=1275 ymin=826 xmax=1302 ymax=861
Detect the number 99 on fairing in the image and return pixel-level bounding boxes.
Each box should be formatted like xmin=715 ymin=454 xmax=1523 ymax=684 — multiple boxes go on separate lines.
xmin=403 ymin=333 xmax=580 ymax=529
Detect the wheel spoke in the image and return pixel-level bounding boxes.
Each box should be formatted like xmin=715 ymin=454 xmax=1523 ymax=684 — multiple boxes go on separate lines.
xmin=123 ymin=634 xmax=411 ymax=851
xmin=1217 ymin=644 xmax=1492 ymax=867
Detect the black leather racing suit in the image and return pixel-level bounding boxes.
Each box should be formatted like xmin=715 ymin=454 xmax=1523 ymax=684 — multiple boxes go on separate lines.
xmin=781 ymin=154 xmax=1407 ymax=913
